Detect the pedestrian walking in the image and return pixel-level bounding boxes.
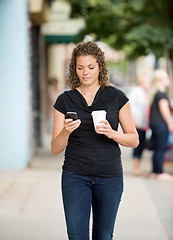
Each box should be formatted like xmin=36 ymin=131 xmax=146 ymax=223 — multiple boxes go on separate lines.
xmin=128 ymin=74 xmax=150 ymax=176
xmin=51 ymin=41 xmax=139 ymax=240
xmin=149 ymin=69 xmax=173 ymax=181
xmin=47 ymin=77 xmax=60 ymax=134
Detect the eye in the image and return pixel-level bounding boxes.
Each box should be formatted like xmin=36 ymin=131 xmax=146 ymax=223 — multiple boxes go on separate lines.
xmin=77 ymin=67 xmax=83 ymax=70
xmin=89 ymin=67 xmax=94 ymax=70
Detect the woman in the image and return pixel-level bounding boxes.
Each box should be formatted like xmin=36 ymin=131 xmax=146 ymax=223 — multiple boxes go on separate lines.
xmin=149 ymin=69 xmax=173 ymax=181
xmin=128 ymin=74 xmax=150 ymax=176
xmin=51 ymin=41 xmax=139 ymax=240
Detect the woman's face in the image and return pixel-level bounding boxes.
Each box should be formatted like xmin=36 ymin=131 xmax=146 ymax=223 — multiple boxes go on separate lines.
xmin=161 ymin=72 xmax=170 ymax=88
xmin=76 ymin=55 xmax=100 ymax=87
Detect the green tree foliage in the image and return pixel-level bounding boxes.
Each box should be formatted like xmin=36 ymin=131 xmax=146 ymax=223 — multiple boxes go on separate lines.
xmin=65 ymin=0 xmax=173 ymax=60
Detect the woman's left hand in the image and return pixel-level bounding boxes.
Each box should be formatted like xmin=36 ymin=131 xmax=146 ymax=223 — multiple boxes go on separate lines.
xmin=95 ymin=120 xmax=114 ymax=139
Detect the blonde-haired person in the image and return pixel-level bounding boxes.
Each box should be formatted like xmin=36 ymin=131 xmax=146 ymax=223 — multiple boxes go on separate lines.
xmin=149 ymin=69 xmax=173 ymax=181
xmin=51 ymin=41 xmax=138 ymax=239
xmin=128 ymin=74 xmax=150 ymax=176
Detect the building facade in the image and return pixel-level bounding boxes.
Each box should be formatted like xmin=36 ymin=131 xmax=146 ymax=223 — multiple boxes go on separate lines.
xmin=0 ymin=0 xmax=52 ymax=168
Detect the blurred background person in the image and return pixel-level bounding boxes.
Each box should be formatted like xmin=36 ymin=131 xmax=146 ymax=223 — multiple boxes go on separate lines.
xmin=128 ymin=74 xmax=150 ymax=176
xmin=47 ymin=77 xmax=60 ymax=134
xmin=149 ymin=69 xmax=173 ymax=181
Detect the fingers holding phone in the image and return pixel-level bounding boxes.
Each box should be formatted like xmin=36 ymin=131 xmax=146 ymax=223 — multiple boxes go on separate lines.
xmin=64 ymin=112 xmax=81 ymax=134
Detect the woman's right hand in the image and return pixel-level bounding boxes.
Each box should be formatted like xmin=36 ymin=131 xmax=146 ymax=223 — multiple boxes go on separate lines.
xmin=64 ymin=119 xmax=81 ymax=135
xmin=51 ymin=110 xmax=81 ymax=155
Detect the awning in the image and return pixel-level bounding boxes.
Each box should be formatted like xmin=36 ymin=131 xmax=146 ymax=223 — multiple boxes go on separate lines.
xmin=45 ymin=35 xmax=75 ymax=43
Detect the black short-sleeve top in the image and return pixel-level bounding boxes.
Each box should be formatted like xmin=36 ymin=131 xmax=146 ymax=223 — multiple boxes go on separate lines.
xmin=150 ymin=90 xmax=168 ymax=124
xmin=54 ymin=85 xmax=129 ymax=177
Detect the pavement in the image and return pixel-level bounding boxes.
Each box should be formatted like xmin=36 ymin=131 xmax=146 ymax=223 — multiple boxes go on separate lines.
xmin=0 ymin=146 xmax=173 ymax=240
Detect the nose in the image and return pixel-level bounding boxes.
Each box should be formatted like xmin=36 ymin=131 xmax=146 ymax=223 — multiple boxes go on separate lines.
xmin=83 ymin=67 xmax=89 ymax=75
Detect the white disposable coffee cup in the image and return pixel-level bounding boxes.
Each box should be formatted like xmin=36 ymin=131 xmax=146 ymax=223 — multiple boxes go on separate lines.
xmin=91 ymin=110 xmax=107 ymax=129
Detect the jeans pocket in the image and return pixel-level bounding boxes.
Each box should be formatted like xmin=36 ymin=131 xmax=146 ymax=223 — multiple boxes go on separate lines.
xmin=62 ymin=169 xmax=75 ymax=176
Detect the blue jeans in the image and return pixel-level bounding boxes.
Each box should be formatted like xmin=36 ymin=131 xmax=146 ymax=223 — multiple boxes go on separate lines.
xmin=150 ymin=122 xmax=169 ymax=173
xmin=133 ymin=129 xmax=146 ymax=159
xmin=62 ymin=170 xmax=123 ymax=240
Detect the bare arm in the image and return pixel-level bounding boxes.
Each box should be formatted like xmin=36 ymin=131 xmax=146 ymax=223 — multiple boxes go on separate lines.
xmin=96 ymin=102 xmax=139 ymax=148
xmin=158 ymin=99 xmax=173 ymax=132
xmin=51 ymin=109 xmax=81 ymax=155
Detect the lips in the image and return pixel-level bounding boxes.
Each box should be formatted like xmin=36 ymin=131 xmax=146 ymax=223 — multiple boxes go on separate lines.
xmin=82 ymin=77 xmax=90 ymax=80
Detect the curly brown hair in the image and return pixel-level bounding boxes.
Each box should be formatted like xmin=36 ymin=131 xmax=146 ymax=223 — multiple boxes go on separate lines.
xmin=66 ymin=41 xmax=109 ymax=90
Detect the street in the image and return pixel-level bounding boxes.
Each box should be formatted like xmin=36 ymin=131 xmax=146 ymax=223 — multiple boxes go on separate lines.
xmin=0 ymin=147 xmax=173 ymax=240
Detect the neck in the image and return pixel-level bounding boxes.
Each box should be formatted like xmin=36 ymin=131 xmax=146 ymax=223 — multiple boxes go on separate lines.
xmin=78 ymin=83 xmax=101 ymax=106
xmin=158 ymin=84 xmax=165 ymax=92
xmin=79 ymin=83 xmax=100 ymax=94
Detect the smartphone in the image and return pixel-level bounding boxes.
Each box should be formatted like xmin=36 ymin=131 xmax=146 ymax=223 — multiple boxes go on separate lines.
xmin=66 ymin=112 xmax=78 ymax=120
